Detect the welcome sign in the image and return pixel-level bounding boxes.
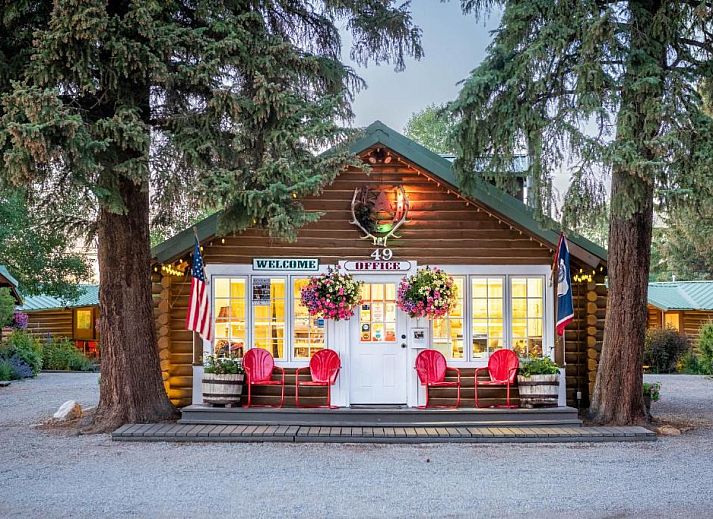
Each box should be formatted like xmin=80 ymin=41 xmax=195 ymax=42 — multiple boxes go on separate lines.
xmin=252 ymin=258 xmax=320 ymax=271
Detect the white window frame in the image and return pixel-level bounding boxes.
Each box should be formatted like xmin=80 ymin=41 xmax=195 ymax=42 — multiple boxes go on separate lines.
xmin=211 ymin=275 xmax=249 ymax=357
xmin=509 ymin=275 xmax=547 ymax=358
xmin=291 ymin=276 xmax=328 ymax=361
xmin=429 ymin=265 xmax=554 ymax=366
xmin=204 ymin=264 xmax=332 ymax=367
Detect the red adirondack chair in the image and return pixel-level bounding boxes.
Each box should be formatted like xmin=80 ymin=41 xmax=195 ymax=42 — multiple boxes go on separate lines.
xmin=415 ymin=349 xmax=461 ymax=408
xmin=243 ymin=348 xmax=286 ymax=408
xmin=295 ymin=349 xmax=341 ymax=408
xmin=474 ymin=349 xmax=519 ymax=408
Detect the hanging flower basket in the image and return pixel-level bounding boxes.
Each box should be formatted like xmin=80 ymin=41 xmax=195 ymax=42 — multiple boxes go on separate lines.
xmin=300 ymin=269 xmax=362 ymax=321
xmin=397 ymin=267 xmax=457 ymax=319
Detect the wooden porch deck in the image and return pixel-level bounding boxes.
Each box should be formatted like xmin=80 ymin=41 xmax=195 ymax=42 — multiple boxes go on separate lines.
xmin=179 ymin=404 xmax=583 ymax=427
xmin=112 ymin=423 xmax=656 ymax=443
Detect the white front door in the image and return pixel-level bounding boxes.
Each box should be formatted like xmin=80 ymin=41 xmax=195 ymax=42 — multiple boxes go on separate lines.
xmin=350 ymin=277 xmax=409 ymax=404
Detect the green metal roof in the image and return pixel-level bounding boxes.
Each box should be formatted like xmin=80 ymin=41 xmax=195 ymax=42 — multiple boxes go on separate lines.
xmin=18 ymin=285 xmax=99 ymax=312
xmin=648 ymin=281 xmax=713 ymax=311
xmin=152 ymin=121 xmax=608 ymax=266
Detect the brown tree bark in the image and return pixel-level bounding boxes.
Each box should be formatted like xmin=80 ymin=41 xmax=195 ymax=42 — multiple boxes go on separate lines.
xmin=88 ymin=177 xmax=177 ymax=432
xmin=589 ymin=171 xmax=653 ymax=425
xmin=589 ymin=0 xmax=664 ymax=425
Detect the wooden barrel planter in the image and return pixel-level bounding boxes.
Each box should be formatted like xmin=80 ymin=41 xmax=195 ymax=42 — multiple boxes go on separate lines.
xmin=517 ymin=374 xmax=559 ymax=408
xmin=202 ymin=373 xmax=244 ymax=406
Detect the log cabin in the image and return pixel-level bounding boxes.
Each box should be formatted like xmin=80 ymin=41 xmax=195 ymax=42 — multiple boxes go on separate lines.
xmin=151 ymin=121 xmax=608 ymax=409
xmin=647 ymin=281 xmax=713 ymax=348
xmin=18 ymin=285 xmax=100 ymax=357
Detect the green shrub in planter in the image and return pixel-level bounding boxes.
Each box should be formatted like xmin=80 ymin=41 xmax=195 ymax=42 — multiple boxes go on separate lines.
xmin=518 ymin=356 xmax=560 ymax=408
xmin=1 ymin=331 xmax=42 ymax=376
xmin=203 ymin=354 xmax=244 ymax=406
xmin=519 ymin=356 xmax=560 ymax=377
xmin=644 ymin=327 xmax=690 ymax=374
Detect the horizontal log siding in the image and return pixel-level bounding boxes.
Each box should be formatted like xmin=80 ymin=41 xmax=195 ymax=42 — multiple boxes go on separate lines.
xmin=25 ymin=309 xmax=74 ymax=341
xmin=684 ymin=311 xmax=713 ymax=350
xmin=160 ymin=159 xmax=598 ymax=408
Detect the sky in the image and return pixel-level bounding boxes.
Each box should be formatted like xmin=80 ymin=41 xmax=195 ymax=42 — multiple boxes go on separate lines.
xmin=339 ymin=2 xmax=573 ymax=194
xmin=340 ymin=1 xmax=501 ymax=131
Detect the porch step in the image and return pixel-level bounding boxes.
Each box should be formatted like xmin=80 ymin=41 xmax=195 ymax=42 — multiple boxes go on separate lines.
xmin=113 ymin=423 xmax=655 ymax=444
xmin=178 ymin=405 xmax=582 ymax=428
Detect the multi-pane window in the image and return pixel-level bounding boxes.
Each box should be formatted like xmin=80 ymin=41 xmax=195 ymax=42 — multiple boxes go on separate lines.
xmin=432 ymin=276 xmax=465 ymax=359
xmin=293 ymin=278 xmax=326 ymax=359
xmin=252 ymin=277 xmax=286 ymax=359
xmin=471 ymin=277 xmax=505 ymax=358
xmin=511 ymin=277 xmax=544 ymax=357
xmin=213 ymin=278 xmax=247 ymax=357
xmin=359 ymin=283 xmax=397 ymax=342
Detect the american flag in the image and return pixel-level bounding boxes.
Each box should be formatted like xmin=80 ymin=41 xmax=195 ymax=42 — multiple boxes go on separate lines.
xmin=185 ymin=238 xmax=212 ymax=341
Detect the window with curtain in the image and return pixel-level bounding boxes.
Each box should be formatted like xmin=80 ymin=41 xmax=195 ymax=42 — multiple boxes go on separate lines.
xmin=432 ymin=276 xmax=465 ymax=359
xmin=252 ymin=277 xmax=286 ymax=359
xmin=213 ymin=277 xmax=247 ymax=357
xmin=471 ymin=277 xmax=504 ymax=358
xmin=511 ymin=277 xmax=544 ymax=357
xmin=293 ymin=278 xmax=325 ymax=359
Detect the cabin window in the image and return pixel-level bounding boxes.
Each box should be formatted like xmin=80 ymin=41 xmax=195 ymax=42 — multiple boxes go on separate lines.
xmin=292 ymin=278 xmax=325 ymax=359
xmin=664 ymin=312 xmax=681 ymax=331
xmin=73 ymin=308 xmax=95 ymax=341
xmin=471 ymin=277 xmax=505 ymax=358
xmin=432 ymin=276 xmax=466 ymax=359
xmin=251 ymin=277 xmax=287 ymax=359
xmin=359 ymin=283 xmax=398 ymax=342
xmin=510 ymin=277 xmax=544 ymax=357
xmin=213 ymin=277 xmax=247 ymax=357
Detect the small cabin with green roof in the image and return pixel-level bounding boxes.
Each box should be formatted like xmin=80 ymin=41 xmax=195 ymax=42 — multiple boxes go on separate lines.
xmin=18 ymin=285 xmax=100 ymax=357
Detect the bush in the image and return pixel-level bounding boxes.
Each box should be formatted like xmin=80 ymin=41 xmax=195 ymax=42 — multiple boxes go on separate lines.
xmin=5 ymin=355 xmax=34 ymax=379
xmin=0 ymin=358 xmax=15 ymax=380
xmin=644 ymin=327 xmax=690 ymax=374
xmin=0 ymin=331 xmax=42 ymax=376
xmin=41 ymin=339 xmax=96 ymax=371
xmin=678 ymin=350 xmax=710 ymax=375
xmin=519 ymin=356 xmax=560 ymax=377
xmin=698 ymin=322 xmax=713 ymax=374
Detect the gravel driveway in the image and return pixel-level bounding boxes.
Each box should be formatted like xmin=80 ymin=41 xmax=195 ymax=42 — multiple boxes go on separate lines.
xmin=1 ymin=373 xmax=712 ymax=519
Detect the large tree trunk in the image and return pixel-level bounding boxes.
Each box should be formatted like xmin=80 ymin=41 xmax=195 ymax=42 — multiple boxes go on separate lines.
xmin=589 ymin=0 xmax=663 ymax=425
xmin=89 ymin=177 xmax=177 ymax=432
xmin=589 ymin=171 xmax=653 ymax=425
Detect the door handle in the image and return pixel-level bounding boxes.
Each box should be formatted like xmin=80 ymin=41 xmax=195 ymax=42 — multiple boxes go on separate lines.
xmin=401 ymin=343 xmax=407 ymax=348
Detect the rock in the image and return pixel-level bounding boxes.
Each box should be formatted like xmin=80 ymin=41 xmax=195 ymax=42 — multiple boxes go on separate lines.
xmin=53 ymin=400 xmax=82 ymax=421
xmin=657 ymin=425 xmax=681 ymax=436
xmin=0 ymin=381 xmax=10 ymax=387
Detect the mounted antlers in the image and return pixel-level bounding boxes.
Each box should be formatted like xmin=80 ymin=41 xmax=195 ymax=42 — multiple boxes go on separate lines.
xmin=350 ymin=185 xmax=409 ymax=247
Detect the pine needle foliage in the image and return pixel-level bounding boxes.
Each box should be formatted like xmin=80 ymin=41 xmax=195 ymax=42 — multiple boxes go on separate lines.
xmin=450 ymin=0 xmax=713 ymax=223
xmin=0 ymin=0 xmax=423 ymax=240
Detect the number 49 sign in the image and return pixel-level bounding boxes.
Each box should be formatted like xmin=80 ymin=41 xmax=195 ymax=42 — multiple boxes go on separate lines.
xmin=370 ymin=248 xmax=393 ymax=261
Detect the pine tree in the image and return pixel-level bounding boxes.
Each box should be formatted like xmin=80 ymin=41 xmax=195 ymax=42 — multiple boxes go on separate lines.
xmin=0 ymin=0 xmax=422 ymax=431
xmin=450 ymin=1 xmax=713 ymax=424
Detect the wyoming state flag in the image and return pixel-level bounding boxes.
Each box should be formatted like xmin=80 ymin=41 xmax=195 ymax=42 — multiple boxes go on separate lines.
xmin=555 ymin=234 xmax=574 ymax=336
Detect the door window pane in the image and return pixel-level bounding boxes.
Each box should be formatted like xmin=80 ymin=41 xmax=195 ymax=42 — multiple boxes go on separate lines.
xmin=432 ymin=276 xmax=465 ymax=359
xmin=214 ymin=278 xmax=247 ymax=357
xmin=293 ymin=278 xmax=325 ymax=359
xmin=252 ymin=277 xmax=286 ymax=359
xmin=360 ymin=283 xmax=397 ymax=342
xmin=510 ymin=276 xmax=544 ymax=357
xmin=471 ymin=277 xmax=505 ymax=358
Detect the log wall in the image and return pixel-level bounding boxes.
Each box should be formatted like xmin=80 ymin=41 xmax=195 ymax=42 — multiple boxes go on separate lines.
xmin=25 ymin=309 xmax=74 ymax=341
xmin=157 ymin=156 xmax=605 ymax=409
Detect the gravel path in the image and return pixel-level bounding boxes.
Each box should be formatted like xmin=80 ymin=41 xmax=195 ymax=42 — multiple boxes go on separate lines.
xmin=1 ymin=373 xmax=712 ymax=519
